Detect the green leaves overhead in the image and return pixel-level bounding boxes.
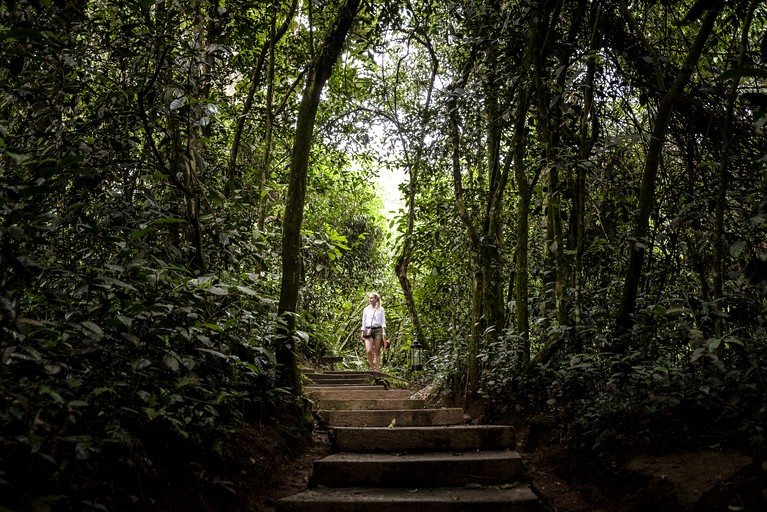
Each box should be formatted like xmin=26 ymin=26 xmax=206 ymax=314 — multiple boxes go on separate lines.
xmin=2 ymin=0 xmax=767 ymax=507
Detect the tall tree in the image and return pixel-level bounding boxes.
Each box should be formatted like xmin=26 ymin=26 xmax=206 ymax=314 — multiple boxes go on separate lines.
xmin=393 ymin=24 xmax=439 ymax=353
xmin=446 ymin=0 xmax=515 ymax=395
xmin=615 ymin=0 xmax=725 ymax=343
xmin=573 ymin=1 xmax=601 ymax=346
xmin=276 ymin=0 xmax=363 ymax=391
xmin=512 ymin=2 xmax=542 ymax=365
xmin=712 ymin=0 xmax=760 ymax=339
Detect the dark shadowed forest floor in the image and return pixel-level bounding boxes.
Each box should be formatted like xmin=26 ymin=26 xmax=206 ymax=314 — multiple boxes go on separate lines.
xmin=250 ymin=390 xmax=765 ymax=512
xmin=517 ymin=424 xmax=761 ymax=511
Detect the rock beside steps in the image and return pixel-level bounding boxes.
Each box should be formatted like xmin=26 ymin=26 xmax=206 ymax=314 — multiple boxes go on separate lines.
xmin=277 ymin=370 xmax=543 ymax=511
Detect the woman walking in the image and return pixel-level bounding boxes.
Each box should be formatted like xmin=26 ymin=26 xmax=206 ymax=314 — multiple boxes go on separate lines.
xmin=361 ymin=292 xmax=386 ymax=372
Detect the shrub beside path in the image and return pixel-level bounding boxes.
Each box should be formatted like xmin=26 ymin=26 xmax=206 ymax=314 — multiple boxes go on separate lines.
xmin=276 ymin=370 xmax=544 ymax=511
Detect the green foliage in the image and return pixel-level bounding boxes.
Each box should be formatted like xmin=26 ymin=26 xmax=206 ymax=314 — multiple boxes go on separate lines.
xmin=0 ymin=0 xmax=321 ymax=508
xmin=0 ymin=146 xmax=291 ymax=508
xmin=483 ymin=332 xmax=767 ymax=462
xmin=3 ymin=0 xmax=767 ymax=505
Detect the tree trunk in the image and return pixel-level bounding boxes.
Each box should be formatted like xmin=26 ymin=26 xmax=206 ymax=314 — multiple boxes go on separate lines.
xmin=615 ymin=2 xmax=724 ymax=344
xmin=447 ymin=87 xmax=483 ymax=394
xmin=393 ymin=29 xmax=439 ymax=353
xmin=574 ymin=3 xmax=601 ymax=347
xmin=514 ymin=86 xmax=533 ymax=363
xmin=533 ymin=0 xmax=568 ymax=329
xmin=257 ymin=0 xmax=277 ymax=232
xmin=447 ymin=1 xmax=512 ymax=396
xmin=394 ymin=175 xmax=426 ymax=346
xmin=277 ymin=0 xmax=362 ymax=392
xmin=481 ymin=63 xmax=509 ymax=345
xmin=226 ymin=0 xmax=297 ymax=197
xmin=713 ymin=0 xmax=758 ymax=340
xmin=510 ymin=2 xmax=548 ymax=365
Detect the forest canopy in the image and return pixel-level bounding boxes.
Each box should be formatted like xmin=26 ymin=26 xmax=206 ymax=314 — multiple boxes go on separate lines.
xmin=1 ymin=0 xmax=766 ymax=510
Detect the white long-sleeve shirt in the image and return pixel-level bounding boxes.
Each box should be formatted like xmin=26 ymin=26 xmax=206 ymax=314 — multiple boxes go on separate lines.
xmin=361 ymin=305 xmax=386 ymax=331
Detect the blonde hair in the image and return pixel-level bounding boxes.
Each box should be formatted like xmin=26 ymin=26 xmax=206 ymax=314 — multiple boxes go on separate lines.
xmin=369 ymin=292 xmax=382 ymax=306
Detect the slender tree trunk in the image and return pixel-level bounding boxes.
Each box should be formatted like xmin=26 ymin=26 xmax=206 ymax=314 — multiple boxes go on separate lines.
xmin=615 ymin=2 xmax=724 ymax=344
xmin=395 ymin=173 xmax=426 ymax=345
xmin=510 ymin=4 xmax=543 ymax=365
xmin=447 ymin=88 xmax=483 ymax=394
xmin=574 ymin=3 xmax=601 ymax=347
xmin=447 ymin=33 xmax=512 ymax=394
xmin=394 ymin=31 xmax=439 ymax=353
xmin=713 ymin=0 xmax=758 ymax=340
xmin=482 ymin=65 xmax=510 ymax=344
xmin=257 ymin=0 xmax=277 ymax=232
xmin=226 ymin=0 xmax=297 ymax=197
xmin=447 ymin=1 xmax=512 ymax=396
xmin=277 ymin=0 xmax=361 ymax=392
xmin=175 ymin=0 xmax=221 ymax=274
xmin=514 ymin=87 xmax=533 ymax=363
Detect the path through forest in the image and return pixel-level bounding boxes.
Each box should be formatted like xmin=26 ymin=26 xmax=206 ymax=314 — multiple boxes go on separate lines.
xmin=255 ymin=371 xmax=760 ymax=511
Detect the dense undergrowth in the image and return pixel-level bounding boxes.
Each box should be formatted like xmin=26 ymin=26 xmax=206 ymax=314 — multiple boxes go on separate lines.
xmin=0 ymin=254 xmax=314 ymax=511
xmin=432 ymin=324 xmax=767 ymax=467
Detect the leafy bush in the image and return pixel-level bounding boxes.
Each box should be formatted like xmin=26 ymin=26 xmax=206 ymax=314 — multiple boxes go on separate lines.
xmin=483 ymin=333 xmax=767 ymax=464
xmin=0 ymin=246 xmax=306 ymax=510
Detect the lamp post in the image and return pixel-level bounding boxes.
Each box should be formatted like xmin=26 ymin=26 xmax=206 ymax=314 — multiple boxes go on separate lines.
xmin=409 ymin=339 xmax=424 ymax=373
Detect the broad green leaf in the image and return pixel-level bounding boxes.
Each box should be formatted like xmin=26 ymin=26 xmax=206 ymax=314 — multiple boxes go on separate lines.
xmin=197 ymin=348 xmax=228 ymax=359
xmin=207 ymin=286 xmax=228 ymax=295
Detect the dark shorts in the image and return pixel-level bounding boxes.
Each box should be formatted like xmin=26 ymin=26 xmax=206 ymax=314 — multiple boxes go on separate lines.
xmin=369 ymin=326 xmax=383 ymax=341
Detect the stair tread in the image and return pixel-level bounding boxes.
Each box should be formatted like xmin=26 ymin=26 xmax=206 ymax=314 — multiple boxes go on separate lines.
xmin=277 ymin=485 xmax=541 ymax=511
xmin=332 ymin=425 xmax=514 ymax=432
xmin=312 ymin=450 xmax=525 ymax=488
xmin=316 ymin=399 xmax=426 ymax=410
xmin=317 ymin=407 xmax=465 ymax=427
xmin=331 ymin=425 xmax=517 ymax=452
xmin=306 ymin=385 xmax=386 ymax=389
xmin=320 ymin=450 xmax=520 ymax=462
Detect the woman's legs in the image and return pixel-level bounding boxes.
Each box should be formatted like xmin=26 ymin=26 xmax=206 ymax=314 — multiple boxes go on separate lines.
xmin=364 ymin=337 xmax=382 ymax=371
xmin=372 ymin=338 xmax=382 ymax=372
xmin=364 ymin=337 xmax=375 ymax=369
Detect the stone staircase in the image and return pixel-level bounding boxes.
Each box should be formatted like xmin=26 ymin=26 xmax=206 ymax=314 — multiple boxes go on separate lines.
xmin=276 ymin=370 xmax=543 ymax=511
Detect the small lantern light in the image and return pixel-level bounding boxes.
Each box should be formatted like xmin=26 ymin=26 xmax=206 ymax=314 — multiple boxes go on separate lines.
xmin=409 ymin=339 xmax=424 ymax=372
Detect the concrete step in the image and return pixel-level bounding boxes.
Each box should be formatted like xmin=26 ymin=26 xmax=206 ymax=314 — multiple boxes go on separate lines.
xmin=304 ymin=371 xmax=373 ymax=379
xmin=306 ymin=377 xmax=374 ymax=385
xmin=304 ymin=383 xmax=386 ymax=394
xmin=311 ymin=451 xmax=526 ymax=488
xmin=317 ymin=408 xmax=464 ymax=427
xmin=306 ymin=388 xmax=411 ymax=400
xmin=331 ymin=425 xmax=516 ymax=452
xmin=286 ymin=371 xmax=540 ymax=511
xmin=277 ymin=485 xmax=542 ymax=511
xmin=315 ymin=399 xmax=426 ymax=410
xmin=311 ymin=370 xmax=376 ymax=376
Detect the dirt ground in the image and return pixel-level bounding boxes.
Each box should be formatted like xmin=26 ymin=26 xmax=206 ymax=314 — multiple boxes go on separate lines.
xmin=251 ymin=429 xmax=333 ymax=512
xmin=517 ymin=423 xmax=761 ymax=512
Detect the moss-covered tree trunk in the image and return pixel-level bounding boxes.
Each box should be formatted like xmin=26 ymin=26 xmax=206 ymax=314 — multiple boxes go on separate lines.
xmin=277 ymin=0 xmax=362 ymax=392
xmin=513 ymin=83 xmax=533 ymax=363
xmin=574 ymin=4 xmax=601 ymax=347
